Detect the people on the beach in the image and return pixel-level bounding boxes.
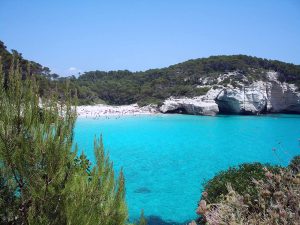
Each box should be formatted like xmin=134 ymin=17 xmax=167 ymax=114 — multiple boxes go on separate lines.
xmin=76 ymin=104 xmax=157 ymax=119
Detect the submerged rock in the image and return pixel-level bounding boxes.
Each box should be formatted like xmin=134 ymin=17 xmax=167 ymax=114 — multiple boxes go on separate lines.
xmin=134 ymin=187 xmax=151 ymax=194
xmin=145 ymin=216 xmax=184 ymax=225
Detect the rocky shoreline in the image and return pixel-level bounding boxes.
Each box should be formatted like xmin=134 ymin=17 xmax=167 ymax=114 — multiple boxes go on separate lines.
xmin=76 ymin=71 xmax=300 ymax=117
xmin=159 ymin=71 xmax=300 ymax=116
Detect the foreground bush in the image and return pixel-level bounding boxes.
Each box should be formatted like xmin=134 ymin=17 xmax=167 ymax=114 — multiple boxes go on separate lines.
xmin=289 ymin=155 xmax=300 ymax=174
xmin=191 ymin=156 xmax=300 ymax=225
xmin=0 ymin=57 xmax=128 ymax=224
xmin=202 ymin=163 xmax=280 ymax=204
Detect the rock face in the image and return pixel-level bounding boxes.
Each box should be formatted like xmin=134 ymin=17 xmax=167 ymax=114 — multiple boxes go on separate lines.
xmin=159 ymin=71 xmax=300 ymax=115
xmin=159 ymin=98 xmax=219 ymax=116
xmin=215 ymin=75 xmax=300 ymax=114
xmin=267 ymin=81 xmax=300 ymax=113
xmin=216 ymin=82 xmax=268 ymax=114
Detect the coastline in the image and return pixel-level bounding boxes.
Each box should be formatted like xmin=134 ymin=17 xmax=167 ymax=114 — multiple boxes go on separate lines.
xmin=76 ymin=104 xmax=160 ymax=118
xmin=75 ymin=103 xmax=300 ymax=119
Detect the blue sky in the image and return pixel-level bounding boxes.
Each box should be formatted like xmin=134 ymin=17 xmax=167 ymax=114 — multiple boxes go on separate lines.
xmin=1 ymin=0 xmax=300 ymax=76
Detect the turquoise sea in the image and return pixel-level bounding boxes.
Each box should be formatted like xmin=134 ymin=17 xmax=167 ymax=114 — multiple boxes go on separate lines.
xmin=74 ymin=114 xmax=300 ymax=224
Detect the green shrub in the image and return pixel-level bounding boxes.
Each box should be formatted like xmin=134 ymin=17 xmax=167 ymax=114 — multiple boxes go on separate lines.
xmin=197 ymin=166 xmax=300 ymax=225
xmin=202 ymin=163 xmax=281 ymax=203
xmin=137 ymin=97 xmax=162 ymax=107
xmin=220 ymin=78 xmax=230 ymax=86
xmin=288 ymin=155 xmax=300 ymax=174
xmin=193 ymin=87 xmax=210 ymax=96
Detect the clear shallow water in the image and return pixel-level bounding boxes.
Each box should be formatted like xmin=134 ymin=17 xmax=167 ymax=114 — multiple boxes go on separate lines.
xmin=74 ymin=114 xmax=300 ymax=224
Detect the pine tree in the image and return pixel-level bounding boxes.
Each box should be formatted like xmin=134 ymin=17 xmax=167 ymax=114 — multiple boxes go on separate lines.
xmin=64 ymin=137 xmax=127 ymax=225
xmin=137 ymin=210 xmax=147 ymax=225
xmin=0 ymin=56 xmax=128 ymax=224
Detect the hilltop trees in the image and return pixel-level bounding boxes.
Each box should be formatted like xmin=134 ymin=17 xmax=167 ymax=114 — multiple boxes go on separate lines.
xmin=0 ymin=57 xmax=128 ymax=224
xmin=1 ymin=40 xmax=300 ymax=107
xmin=2 ymin=40 xmax=300 ymax=107
xmin=69 ymin=55 xmax=300 ymax=106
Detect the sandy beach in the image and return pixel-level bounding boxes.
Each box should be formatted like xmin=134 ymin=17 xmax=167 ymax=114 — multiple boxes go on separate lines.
xmin=76 ymin=104 xmax=159 ymax=118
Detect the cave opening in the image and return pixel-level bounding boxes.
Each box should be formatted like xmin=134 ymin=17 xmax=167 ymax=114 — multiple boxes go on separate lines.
xmin=166 ymin=107 xmax=188 ymax=114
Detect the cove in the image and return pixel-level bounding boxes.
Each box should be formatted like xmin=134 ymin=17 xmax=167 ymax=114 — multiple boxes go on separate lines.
xmin=73 ymin=114 xmax=300 ymax=224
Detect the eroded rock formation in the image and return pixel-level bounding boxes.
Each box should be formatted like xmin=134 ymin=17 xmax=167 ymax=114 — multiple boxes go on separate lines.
xmin=159 ymin=71 xmax=300 ymax=115
xmin=159 ymin=98 xmax=219 ymax=116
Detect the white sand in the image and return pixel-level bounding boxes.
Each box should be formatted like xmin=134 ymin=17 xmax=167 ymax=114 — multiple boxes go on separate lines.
xmin=76 ymin=104 xmax=159 ymax=118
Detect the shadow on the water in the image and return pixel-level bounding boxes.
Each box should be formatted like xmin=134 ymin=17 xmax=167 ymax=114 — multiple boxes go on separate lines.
xmin=134 ymin=187 xmax=151 ymax=194
xmin=145 ymin=215 xmax=188 ymax=225
xmin=216 ymin=113 xmax=300 ymax=119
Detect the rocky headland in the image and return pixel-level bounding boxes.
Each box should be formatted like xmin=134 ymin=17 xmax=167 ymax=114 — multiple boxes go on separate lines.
xmin=159 ymin=71 xmax=300 ymax=116
xmin=76 ymin=70 xmax=300 ymax=117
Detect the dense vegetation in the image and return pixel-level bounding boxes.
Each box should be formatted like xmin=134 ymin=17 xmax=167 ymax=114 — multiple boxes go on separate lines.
xmin=202 ymin=163 xmax=281 ymax=204
xmin=1 ymin=40 xmax=300 ymax=106
xmin=191 ymin=157 xmax=300 ymax=225
xmin=69 ymin=55 xmax=300 ymax=106
xmin=0 ymin=58 xmax=130 ymax=224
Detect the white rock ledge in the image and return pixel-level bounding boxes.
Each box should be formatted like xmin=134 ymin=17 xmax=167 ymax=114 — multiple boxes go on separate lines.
xmin=159 ymin=97 xmax=219 ymax=116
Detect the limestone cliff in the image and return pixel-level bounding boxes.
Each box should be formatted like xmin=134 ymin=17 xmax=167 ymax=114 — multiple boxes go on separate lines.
xmin=159 ymin=98 xmax=219 ymax=116
xmin=159 ymin=71 xmax=300 ymax=115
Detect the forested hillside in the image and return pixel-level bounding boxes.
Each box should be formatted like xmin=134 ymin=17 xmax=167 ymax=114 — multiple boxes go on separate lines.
xmin=73 ymin=56 xmax=300 ymax=106
xmin=1 ymin=40 xmax=300 ymax=106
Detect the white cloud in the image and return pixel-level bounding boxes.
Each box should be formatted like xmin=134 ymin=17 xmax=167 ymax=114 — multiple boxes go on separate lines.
xmin=68 ymin=67 xmax=77 ymax=71
xmin=67 ymin=67 xmax=82 ymax=75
